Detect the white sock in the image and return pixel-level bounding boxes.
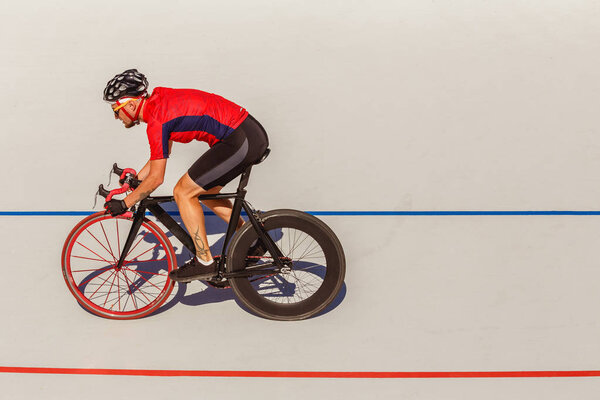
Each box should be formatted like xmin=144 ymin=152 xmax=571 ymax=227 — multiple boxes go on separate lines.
xmin=196 ymin=256 xmax=213 ymax=265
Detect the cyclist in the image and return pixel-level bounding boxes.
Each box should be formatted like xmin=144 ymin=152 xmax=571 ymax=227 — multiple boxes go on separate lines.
xmin=102 ymin=69 xmax=269 ymax=282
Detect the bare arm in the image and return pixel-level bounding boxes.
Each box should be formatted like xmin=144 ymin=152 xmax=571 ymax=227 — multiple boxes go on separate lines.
xmin=124 ymin=158 xmax=167 ymax=208
xmin=137 ymin=141 xmax=172 ymax=180
xmin=137 ymin=160 xmax=152 ymax=181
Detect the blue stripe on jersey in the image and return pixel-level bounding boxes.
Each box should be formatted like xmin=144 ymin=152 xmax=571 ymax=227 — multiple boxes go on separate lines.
xmin=162 ymin=115 xmax=235 ymax=143
xmin=161 ymin=127 xmax=170 ymax=158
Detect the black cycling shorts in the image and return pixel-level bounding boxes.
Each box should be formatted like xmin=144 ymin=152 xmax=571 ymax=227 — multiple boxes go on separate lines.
xmin=187 ymin=114 xmax=269 ymax=190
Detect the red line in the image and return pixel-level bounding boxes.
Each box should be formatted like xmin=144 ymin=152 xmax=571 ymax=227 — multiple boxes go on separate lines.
xmin=0 ymin=367 xmax=600 ymax=378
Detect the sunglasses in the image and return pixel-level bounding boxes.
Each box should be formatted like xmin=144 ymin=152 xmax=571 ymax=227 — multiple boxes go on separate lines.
xmin=112 ymin=98 xmax=135 ymax=117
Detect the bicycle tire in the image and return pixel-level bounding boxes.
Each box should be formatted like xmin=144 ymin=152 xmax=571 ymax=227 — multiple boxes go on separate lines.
xmin=61 ymin=212 xmax=176 ymax=319
xmin=227 ymin=209 xmax=345 ymax=320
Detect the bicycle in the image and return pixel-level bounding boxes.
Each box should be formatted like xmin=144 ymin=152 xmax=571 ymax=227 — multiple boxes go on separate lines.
xmin=61 ymin=149 xmax=346 ymax=320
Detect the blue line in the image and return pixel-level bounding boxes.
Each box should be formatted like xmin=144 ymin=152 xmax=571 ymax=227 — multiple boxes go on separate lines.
xmin=2 ymin=211 xmax=600 ymax=216
xmin=308 ymin=211 xmax=600 ymax=216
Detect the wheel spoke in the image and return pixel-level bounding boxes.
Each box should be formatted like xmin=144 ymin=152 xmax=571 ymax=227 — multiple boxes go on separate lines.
xmin=77 ymin=265 xmax=114 ymax=287
xmin=246 ymin=225 xmax=334 ymax=307
xmin=107 ymin=273 xmax=131 ymax=312
xmin=293 ymin=263 xmax=322 ymax=272
xmin=288 ymin=272 xmax=307 ymax=301
xmin=120 ymin=269 xmax=142 ymax=307
xmin=295 ymin=239 xmax=320 ymax=261
xmin=123 ymin=267 xmax=165 ymax=291
xmin=287 ymin=231 xmax=311 ymax=259
xmin=76 ymin=241 xmax=115 ymax=265
xmin=294 ymin=256 xmax=325 ymax=260
xmin=124 ymin=268 xmax=168 ymax=276
xmin=124 ymin=258 xmax=167 ymax=266
xmin=71 ymin=255 xmax=113 ymax=264
xmin=290 ymin=227 xmax=298 ymax=259
xmin=298 ymin=247 xmax=325 ymax=261
xmin=117 ymin=268 xmax=122 ymax=311
xmin=85 ymin=228 xmax=117 ymax=263
xmin=126 ymin=243 xmax=161 ymax=264
xmin=99 ymin=221 xmax=117 ymax=263
xmin=125 ymin=230 xmax=152 ymax=262
xmin=102 ymin=270 xmax=119 ymax=307
xmin=291 ymin=271 xmax=322 ymax=290
xmin=84 ymin=269 xmax=116 ymax=298
xmin=71 ymin=267 xmax=111 ymax=273
xmin=287 ymin=227 xmax=292 ymax=258
xmin=66 ymin=215 xmax=175 ymax=317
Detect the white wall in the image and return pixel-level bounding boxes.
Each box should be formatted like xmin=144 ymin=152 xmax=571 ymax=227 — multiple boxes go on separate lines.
xmin=1 ymin=0 xmax=599 ymax=212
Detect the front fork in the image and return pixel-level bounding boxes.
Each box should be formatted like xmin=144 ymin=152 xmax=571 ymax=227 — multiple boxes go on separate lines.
xmin=115 ymin=205 xmax=145 ymax=270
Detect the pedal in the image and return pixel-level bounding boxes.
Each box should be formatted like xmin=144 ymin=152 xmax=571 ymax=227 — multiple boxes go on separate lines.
xmin=205 ymin=278 xmax=230 ymax=289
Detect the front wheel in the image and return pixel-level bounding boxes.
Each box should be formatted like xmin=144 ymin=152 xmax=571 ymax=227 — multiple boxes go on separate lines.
xmin=61 ymin=212 xmax=176 ymax=319
xmin=227 ymin=209 xmax=345 ymax=320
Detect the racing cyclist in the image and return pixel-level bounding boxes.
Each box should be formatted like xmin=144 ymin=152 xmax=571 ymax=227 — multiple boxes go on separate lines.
xmin=102 ymin=69 xmax=269 ymax=282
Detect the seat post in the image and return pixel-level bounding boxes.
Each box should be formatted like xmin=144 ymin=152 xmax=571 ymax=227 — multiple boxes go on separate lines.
xmin=218 ymin=166 xmax=253 ymax=268
xmin=237 ymin=166 xmax=253 ymax=191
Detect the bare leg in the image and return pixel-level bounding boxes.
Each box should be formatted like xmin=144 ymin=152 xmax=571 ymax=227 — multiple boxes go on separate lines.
xmin=202 ymin=198 xmax=245 ymax=230
xmin=173 ymin=173 xmax=220 ymax=262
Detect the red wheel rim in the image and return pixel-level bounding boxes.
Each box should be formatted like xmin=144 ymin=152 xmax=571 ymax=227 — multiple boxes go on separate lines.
xmin=63 ymin=213 xmax=175 ymax=319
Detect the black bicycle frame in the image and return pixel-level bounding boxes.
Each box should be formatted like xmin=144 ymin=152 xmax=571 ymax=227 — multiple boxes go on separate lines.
xmin=114 ymin=165 xmax=286 ymax=279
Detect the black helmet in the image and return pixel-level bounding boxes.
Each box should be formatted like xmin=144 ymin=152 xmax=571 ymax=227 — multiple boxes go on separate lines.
xmin=103 ymin=69 xmax=148 ymax=102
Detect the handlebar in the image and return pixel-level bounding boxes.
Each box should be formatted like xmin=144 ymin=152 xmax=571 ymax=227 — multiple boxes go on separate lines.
xmin=113 ymin=163 xmax=142 ymax=188
xmin=112 ymin=163 xmax=125 ymax=177
xmin=98 ymin=184 xmax=111 ymax=198
xmin=98 ymin=163 xmax=142 ymax=218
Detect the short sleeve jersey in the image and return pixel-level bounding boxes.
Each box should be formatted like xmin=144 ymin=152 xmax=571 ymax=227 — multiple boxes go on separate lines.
xmin=141 ymin=87 xmax=249 ymax=160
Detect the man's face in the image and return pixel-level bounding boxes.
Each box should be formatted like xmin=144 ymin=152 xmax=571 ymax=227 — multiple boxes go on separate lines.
xmin=112 ymin=100 xmax=136 ymax=129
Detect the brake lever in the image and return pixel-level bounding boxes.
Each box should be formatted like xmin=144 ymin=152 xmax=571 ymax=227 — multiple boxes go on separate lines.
xmin=92 ymin=188 xmax=100 ymax=209
xmin=107 ymin=165 xmax=113 ymax=187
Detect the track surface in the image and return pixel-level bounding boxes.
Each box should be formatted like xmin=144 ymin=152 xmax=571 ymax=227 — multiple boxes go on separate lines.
xmin=2 ymin=214 xmax=600 ymax=398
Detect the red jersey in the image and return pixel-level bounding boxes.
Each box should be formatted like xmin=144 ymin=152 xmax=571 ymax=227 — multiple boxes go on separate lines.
xmin=142 ymin=87 xmax=249 ymax=160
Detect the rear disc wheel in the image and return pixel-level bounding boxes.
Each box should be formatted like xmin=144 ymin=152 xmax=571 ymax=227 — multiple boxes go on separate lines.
xmin=227 ymin=209 xmax=345 ymax=320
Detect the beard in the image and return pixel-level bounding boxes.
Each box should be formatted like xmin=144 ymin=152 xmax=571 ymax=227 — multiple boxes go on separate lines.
xmin=124 ymin=120 xmax=136 ymax=129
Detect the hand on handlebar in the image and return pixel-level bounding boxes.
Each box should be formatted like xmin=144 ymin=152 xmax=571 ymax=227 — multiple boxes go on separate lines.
xmin=104 ymin=199 xmax=128 ymax=216
xmin=113 ymin=163 xmax=141 ymax=189
xmin=97 ymin=163 xmax=140 ymax=218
